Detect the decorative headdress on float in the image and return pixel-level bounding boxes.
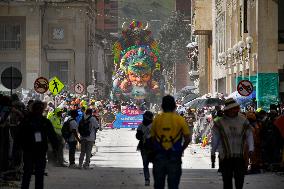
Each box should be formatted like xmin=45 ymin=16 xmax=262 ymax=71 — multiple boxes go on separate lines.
xmin=113 ymin=21 xmax=160 ymax=73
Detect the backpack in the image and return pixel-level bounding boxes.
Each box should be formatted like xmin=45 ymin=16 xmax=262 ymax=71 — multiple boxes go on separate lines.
xmin=61 ymin=119 xmax=74 ymax=141
xmin=78 ymin=116 xmax=92 ymax=137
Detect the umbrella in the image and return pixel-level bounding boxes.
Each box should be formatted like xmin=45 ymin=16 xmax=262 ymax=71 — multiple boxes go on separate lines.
xmin=228 ymin=90 xmax=256 ymax=107
xmin=274 ymin=115 xmax=284 ymax=139
xmin=174 ymin=86 xmax=196 ymax=99
xmin=181 ymin=93 xmax=199 ymax=105
xmin=184 ymin=98 xmax=224 ymax=109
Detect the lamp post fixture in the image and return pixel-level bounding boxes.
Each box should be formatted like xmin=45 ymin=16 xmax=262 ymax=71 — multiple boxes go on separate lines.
xmin=246 ymin=36 xmax=253 ymax=77
xmin=221 ymin=36 xmax=253 ymax=93
xmin=238 ymin=40 xmax=246 ymax=78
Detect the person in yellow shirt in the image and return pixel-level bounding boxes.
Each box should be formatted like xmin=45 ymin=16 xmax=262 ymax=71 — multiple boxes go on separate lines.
xmin=150 ymin=95 xmax=190 ymax=189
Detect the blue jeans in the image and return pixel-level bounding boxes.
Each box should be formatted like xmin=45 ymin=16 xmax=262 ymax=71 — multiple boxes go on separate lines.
xmin=141 ymin=150 xmax=150 ymax=181
xmin=153 ymin=152 xmax=182 ymax=189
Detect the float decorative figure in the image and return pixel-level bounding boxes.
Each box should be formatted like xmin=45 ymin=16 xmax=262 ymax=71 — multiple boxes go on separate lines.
xmin=112 ymin=21 xmax=161 ymax=102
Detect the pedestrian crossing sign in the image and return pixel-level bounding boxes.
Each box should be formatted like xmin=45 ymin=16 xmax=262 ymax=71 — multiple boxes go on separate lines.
xmin=49 ymin=76 xmax=65 ymax=95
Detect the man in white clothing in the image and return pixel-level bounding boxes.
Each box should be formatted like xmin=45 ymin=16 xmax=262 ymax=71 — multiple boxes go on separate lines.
xmin=211 ymin=98 xmax=254 ymax=189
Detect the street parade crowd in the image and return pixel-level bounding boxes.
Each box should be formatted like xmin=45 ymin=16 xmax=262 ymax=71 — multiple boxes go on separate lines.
xmin=0 ymin=91 xmax=283 ymax=189
xmin=178 ymin=101 xmax=284 ymax=174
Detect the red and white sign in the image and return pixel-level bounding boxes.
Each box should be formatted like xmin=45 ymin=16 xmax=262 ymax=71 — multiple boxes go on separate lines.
xmin=237 ymin=80 xmax=253 ymax=96
xmin=34 ymin=77 xmax=49 ymax=94
xmin=74 ymin=83 xmax=84 ymax=94
xmin=121 ymin=106 xmax=143 ymax=116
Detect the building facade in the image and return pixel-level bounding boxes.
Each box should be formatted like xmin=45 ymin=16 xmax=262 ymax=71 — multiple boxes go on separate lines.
xmin=95 ymin=0 xmax=118 ymax=34
xmin=191 ymin=0 xmax=213 ymax=95
xmin=175 ymin=0 xmax=193 ymax=93
xmin=212 ymin=0 xmax=283 ymax=109
xmin=0 ymin=0 xmax=113 ymax=98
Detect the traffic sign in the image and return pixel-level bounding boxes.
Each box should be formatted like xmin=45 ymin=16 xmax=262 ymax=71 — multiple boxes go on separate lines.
xmin=75 ymin=83 xmax=84 ymax=94
xmin=34 ymin=77 xmax=49 ymax=94
xmin=87 ymin=85 xmax=96 ymax=94
xmin=1 ymin=67 xmax=22 ymax=89
xmin=237 ymin=80 xmax=253 ymax=96
xmin=49 ymin=76 xmax=65 ymax=96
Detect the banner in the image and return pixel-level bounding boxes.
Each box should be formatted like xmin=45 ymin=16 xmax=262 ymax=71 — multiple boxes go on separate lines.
xmin=113 ymin=108 xmax=143 ymax=129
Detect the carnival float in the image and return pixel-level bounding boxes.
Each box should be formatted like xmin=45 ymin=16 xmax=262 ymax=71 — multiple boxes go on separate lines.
xmin=111 ymin=21 xmax=162 ymax=105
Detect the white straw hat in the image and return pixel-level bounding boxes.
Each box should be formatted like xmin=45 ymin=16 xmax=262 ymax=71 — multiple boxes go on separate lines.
xmin=223 ymin=98 xmax=240 ymax=111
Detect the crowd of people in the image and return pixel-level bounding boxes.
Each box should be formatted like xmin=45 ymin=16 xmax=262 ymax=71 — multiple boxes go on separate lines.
xmin=177 ymin=99 xmax=284 ymax=174
xmin=0 ymin=91 xmax=284 ymax=189
xmin=0 ymin=92 xmax=119 ymax=188
xmin=136 ymin=96 xmax=284 ymax=189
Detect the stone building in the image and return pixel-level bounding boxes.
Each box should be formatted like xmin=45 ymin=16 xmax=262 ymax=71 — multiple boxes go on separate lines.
xmin=95 ymin=0 xmax=118 ymax=34
xmin=191 ymin=0 xmax=213 ymax=95
xmin=175 ymin=0 xmax=193 ymax=93
xmin=212 ymin=0 xmax=284 ymax=109
xmin=0 ymin=0 xmax=114 ymax=98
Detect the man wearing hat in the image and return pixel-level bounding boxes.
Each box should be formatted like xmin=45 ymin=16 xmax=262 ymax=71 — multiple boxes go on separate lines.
xmin=211 ymin=98 xmax=254 ymax=189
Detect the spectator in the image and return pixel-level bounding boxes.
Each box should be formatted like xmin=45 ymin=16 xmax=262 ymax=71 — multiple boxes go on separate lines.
xmin=211 ymin=98 xmax=254 ymax=189
xmin=150 ymin=95 xmax=190 ymax=189
xmin=78 ymin=109 xmax=99 ymax=169
xmin=67 ymin=110 xmax=81 ymax=168
xmin=136 ymin=111 xmax=154 ymax=186
xmin=17 ymin=101 xmax=58 ymax=189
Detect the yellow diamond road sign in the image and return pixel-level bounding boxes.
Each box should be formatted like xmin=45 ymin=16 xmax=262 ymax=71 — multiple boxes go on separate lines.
xmin=49 ymin=76 xmax=65 ymax=95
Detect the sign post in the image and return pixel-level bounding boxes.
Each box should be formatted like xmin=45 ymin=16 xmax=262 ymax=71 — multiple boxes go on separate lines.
xmin=34 ymin=77 xmax=49 ymax=94
xmin=74 ymin=83 xmax=85 ymax=94
xmin=1 ymin=67 xmax=22 ymax=96
xmin=237 ymin=80 xmax=253 ymax=96
xmin=49 ymin=76 xmax=65 ymax=96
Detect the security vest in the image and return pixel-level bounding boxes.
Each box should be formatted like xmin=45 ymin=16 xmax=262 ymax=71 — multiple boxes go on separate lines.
xmin=48 ymin=113 xmax=62 ymax=135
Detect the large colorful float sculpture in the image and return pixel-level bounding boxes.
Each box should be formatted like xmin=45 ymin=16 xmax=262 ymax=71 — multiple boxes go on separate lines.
xmin=112 ymin=21 xmax=162 ymax=103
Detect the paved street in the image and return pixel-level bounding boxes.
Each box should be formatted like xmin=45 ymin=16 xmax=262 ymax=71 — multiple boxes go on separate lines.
xmin=39 ymin=129 xmax=284 ymax=189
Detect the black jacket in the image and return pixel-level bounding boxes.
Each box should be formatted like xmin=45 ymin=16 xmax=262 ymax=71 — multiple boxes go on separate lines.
xmin=17 ymin=113 xmax=58 ymax=155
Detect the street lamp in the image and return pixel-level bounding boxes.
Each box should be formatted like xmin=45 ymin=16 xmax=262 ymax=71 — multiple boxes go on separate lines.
xmin=227 ymin=48 xmax=233 ymax=58
xmin=245 ymin=36 xmax=253 ymax=77
xmin=246 ymin=36 xmax=253 ymax=53
xmin=238 ymin=41 xmax=246 ymax=78
xmin=238 ymin=41 xmax=245 ymax=55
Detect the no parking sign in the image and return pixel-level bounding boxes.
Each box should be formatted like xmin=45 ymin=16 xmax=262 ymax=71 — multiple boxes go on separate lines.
xmin=237 ymin=80 xmax=253 ymax=96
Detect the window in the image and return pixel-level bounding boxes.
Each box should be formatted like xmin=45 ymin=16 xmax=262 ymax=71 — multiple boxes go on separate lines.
xmin=215 ymin=13 xmax=225 ymax=62
xmin=0 ymin=23 xmax=21 ymax=50
xmin=49 ymin=61 xmax=68 ymax=85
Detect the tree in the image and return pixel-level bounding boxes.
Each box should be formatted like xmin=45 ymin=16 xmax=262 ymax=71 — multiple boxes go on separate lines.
xmin=158 ymin=11 xmax=192 ymax=93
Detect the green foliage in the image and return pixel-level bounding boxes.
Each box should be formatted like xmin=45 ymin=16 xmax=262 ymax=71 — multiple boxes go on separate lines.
xmin=158 ymin=11 xmax=191 ymax=68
